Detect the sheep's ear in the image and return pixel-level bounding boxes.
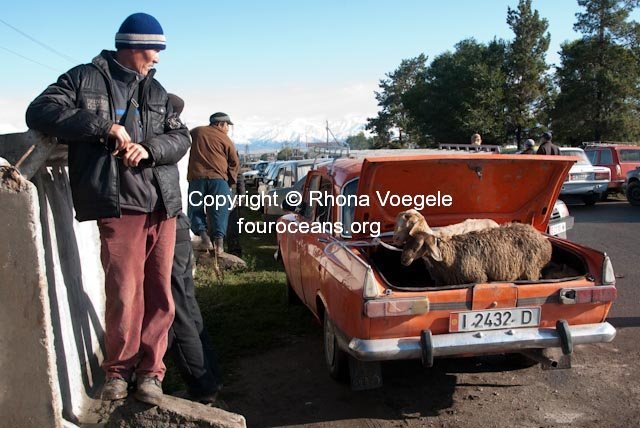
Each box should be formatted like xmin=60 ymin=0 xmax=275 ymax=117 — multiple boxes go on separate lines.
xmin=424 ymin=235 xmax=443 ymax=262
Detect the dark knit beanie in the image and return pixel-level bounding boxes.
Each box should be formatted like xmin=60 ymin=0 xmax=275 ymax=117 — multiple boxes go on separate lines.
xmin=115 ymin=13 xmax=166 ymax=51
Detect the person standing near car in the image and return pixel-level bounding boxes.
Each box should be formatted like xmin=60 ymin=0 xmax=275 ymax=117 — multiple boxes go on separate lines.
xmin=26 ymin=13 xmax=190 ymax=405
xmin=166 ymin=94 xmax=224 ymax=404
xmin=187 ymin=112 xmax=240 ymax=255
xmin=470 ymin=133 xmax=482 ymax=146
xmin=537 ymin=131 xmax=560 ymax=155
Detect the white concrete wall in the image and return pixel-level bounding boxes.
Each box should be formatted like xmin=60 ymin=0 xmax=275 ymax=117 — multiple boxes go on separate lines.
xmin=1 ymin=136 xmax=106 ymax=426
xmin=0 ymin=170 xmax=63 ymax=428
xmin=31 ymin=166 xmax=106 ymax=423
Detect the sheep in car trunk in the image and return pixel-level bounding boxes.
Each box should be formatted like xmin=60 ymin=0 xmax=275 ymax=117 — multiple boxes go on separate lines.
xmin=401 ymin=223 xmax=552 ymax=286
xmin=392 ymin=209 xmax=499 ymax=245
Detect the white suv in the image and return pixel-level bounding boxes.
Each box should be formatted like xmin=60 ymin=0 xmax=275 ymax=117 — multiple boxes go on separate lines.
xmin=559 ymin=147 xmax=610 ymax=206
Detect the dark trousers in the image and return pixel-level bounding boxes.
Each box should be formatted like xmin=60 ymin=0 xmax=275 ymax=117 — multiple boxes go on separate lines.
xmin=167 ymin=214 xmax=222 ymax=396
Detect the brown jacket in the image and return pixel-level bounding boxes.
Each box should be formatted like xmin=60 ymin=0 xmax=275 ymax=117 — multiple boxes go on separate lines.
xmin=187 ymin=125 xmax=240 ymax=183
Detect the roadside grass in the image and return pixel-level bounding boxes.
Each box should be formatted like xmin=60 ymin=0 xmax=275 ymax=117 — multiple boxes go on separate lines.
xmin=163 ymin=205 xmax=318 ymax=393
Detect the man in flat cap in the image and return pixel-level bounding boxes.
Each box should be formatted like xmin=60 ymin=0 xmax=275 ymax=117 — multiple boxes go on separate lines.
xmin=26 ymin=12 xmax=190 ymax=405
xmin=187 ymin=113 xmax=240 ymax=255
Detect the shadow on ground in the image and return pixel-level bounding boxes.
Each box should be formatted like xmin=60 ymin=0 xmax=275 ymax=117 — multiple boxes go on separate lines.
xmin=221 ymin=333 xmax=531 ymax=428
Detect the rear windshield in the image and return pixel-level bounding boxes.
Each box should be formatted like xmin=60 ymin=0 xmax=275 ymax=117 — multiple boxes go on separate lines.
xmin=620 ymin=149 xmax=640 ymax=162
xmin=561 ymin=149 xmax=591 ymax=165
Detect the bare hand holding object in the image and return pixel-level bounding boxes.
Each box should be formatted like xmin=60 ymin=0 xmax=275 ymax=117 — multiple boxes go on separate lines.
xmin=108 ymin=124 xmax=133 ymax=155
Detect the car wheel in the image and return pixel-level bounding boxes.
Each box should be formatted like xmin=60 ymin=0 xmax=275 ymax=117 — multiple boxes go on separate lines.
xmin=582 ymin=194 xmax=598 ymax=206
xmin=324 ymin=316 xmax=348 ymax=381
xmin=627 ymin=181 xmax=640 ymax=206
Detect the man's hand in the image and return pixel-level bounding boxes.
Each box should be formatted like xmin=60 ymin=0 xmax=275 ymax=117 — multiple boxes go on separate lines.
xmin=121 ymin=143 xmax=150 ymax=168
xmin=108 ymin=124 xmax=133 ymax=155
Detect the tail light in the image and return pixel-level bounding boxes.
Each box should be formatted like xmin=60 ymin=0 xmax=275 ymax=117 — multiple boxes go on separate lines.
xmin=616 ymin=164 xmax=622 ymax=178
xmin=559 ymin=286 xmax=617 ymax=304
xmin=363 ymin=267 xmax=379 ymax=299
xmin=602 ymin=254 xmax=616 ymax=284
xmin=364 ymin=297 xmax=430 ymax=317
xmin=595 ymin=171 xmax=610 ymax=181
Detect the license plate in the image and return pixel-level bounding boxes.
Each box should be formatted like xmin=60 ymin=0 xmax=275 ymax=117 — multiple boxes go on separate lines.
xmin=449 ymin=307 xmax=541 ymax=332
xmin=549 ymin=222 xmax=567 ymax=236
xmin=569 ymin=173 xmax=589 ymax=181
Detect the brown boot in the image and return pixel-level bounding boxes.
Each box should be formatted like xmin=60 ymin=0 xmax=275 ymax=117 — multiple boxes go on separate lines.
xmin=135 ymin=376 xmax=163 ymax=406
xmin=101 ymin=377 xmax=128 ymax=401
xmin=214 ymin=238 xmax=224 ymax=256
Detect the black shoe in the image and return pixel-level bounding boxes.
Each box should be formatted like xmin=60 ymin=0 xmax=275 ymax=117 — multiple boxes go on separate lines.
xmin=189 ymin=383 xmax=223 ymax=405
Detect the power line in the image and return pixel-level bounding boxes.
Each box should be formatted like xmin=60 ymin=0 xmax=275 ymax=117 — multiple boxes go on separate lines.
xmin=0 ymin=45 xmax=61 ymax=72
xmin=0 ymin=18 xmax=79 ymax=64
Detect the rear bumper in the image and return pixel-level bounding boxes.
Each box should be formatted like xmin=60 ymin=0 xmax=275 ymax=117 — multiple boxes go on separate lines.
xmin=560 ymin=182 xmax=608 ymax=195
xmin=344 ymin=322 xmax=616 ymax=362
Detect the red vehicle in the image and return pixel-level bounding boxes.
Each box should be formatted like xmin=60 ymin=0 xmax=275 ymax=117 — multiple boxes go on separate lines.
xmin=584 ymin=143 xmax=640 ymax=196
xmin=276 ymin=154 xmax=617 ymax=390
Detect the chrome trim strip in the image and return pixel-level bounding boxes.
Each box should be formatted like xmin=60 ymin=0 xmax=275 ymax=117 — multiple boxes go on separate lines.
xmin=517 ymin=296 xmax=559 ymax=306
xmin=345 ymin=322 xmax=616 ymax=362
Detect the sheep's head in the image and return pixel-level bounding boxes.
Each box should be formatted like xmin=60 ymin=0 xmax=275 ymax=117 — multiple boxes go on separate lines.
xmin=393 ymin=209 xmax=431 ymax=246
xmin=400 ymin=231 xmax=442 ymax=266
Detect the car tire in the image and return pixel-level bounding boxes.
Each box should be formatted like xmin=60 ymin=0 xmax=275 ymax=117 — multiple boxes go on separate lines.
xmin=324 ymin=316 xmax=348 ymax=381
xmin=582 ymin=194 xmax=598 ymax=206
xmin=627 ymin=181 xmax=640 ymax=206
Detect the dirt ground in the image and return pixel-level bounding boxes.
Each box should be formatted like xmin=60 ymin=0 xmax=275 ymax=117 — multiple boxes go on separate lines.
xmin=220 ymin=325 xmax=640 ymax=428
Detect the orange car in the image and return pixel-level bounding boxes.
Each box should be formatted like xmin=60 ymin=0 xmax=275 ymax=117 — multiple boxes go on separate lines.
xmin=276 ymin=154 xmax=616 ymax=390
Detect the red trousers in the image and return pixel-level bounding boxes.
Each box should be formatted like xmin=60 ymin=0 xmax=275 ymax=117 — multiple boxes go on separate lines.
xmin=98 ymin=209 xmax=176 ymax=380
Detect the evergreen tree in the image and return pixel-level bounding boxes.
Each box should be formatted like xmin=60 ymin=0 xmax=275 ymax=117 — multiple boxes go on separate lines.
xmin=404 ymin=39 xmax=508 ymax=145
xmin=553 ymin=0 xmax=640 ymax=143
xmin=366 ymin=54 xmax=428 ymax=147
xmin=345 ymin=132 xmax=373 ymax=150
xmin=505 ymin=0 xmax=551 ymax=148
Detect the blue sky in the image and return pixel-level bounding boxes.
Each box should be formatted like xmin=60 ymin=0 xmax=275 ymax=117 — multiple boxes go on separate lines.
xmin=0 ymin=1 xmax=611 ymax=137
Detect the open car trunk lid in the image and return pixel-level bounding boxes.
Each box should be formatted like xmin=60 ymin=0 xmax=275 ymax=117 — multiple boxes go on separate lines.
xmin=352 ymin=154 xmax=576 ymax=238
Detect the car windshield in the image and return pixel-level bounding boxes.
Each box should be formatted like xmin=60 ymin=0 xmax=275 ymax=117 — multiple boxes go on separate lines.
xmin=341 ymin=179 xmax=359 ymax=237
xmin=561 ymin=149 xmax=591 ymax=165
xmin=264 ymin=162 xmax=281 ymax=180
xmin=297 ymin=165 xmax=312 ymax=181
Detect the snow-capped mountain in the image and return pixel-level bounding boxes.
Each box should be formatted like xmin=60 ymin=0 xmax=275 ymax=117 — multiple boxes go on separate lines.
xmin=184 ymin=115 xmax=369 ymax=152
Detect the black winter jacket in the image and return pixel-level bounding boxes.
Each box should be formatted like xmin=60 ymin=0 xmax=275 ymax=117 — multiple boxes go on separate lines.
xmin=26 ymin=50 xmax=190 ymax=221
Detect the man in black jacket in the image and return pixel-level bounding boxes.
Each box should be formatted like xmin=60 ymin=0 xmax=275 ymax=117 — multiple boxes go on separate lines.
xmin=537 ymin=131 xmax=560 ymax=155
xmin=26 ymin=13 xmax=190 ymax=405
xmin=166 ymin=94 xmax=223 ymax=404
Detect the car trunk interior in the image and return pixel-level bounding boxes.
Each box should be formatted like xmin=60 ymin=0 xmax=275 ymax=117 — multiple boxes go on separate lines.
xmin=365 ymin=239 xmax=589 ymax=290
